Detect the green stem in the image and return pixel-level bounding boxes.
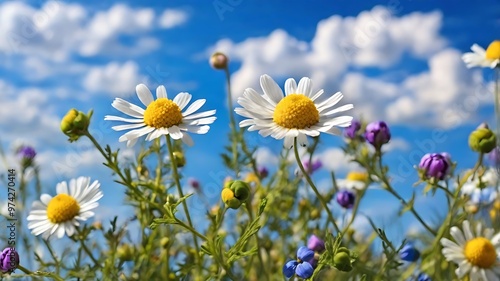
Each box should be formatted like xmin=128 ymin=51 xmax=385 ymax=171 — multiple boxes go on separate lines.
xmin=373 ymin=150 xmax=436 ymax=235
xmin=77 ymin=228 xmax=100 ymax=267
xmin=165 ymin=135 xmax=203 ymax=271
xmin=293 ymin=138 xmax=340 ymax=233
xmin=175 ymin=218 xmax=208 ymax=241
xmin=224 ymin=67 xmax=240 ymax=176
xmin=17 ymin=265 xmax=65 ymax=281
xmin=246 ymin=203 xmax=267 ymax=280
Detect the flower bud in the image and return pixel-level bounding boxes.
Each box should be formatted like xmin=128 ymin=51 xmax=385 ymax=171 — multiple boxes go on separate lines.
xmin=365 ymin=121 xmax=391 ymax=149
xmin=117 ymin=244 xmax=134 ymax=261
xmin=310 ymin=209 xmax=320 ymax=220
xmin=16 ymin=145 xmax=36 ymax=169
xmin=419 ymin=153 xmax=452 ymax=180
xmin=344 ymin=120 xmax=362 ymax=139
xmin=399 ymin=243 xmax=420 ymax=262
xmin=469 ymin=127 xmax=497 ymax=153
xmin=161 ymin=237 xmax=170 ymax=249
xmin=221 ymin=180 xmax=250 ymax=209
xmin=61 ymin=108 xmax=92 ymax=142
xmin=258 ymin=166 xmax=269 ymax=178
xmin=210 ymin=52 xmax=229 ymax=69
xmin=307 ymin=235 xmax=325 ymax=253
xmin=173 ymin=151 xmax=186 ymax=167
xmin=0 ymin=248 xmax=19 ymax=273
xmin=469 ymin=128 xmax=497 ymax=153
xmin=334 ymin=247 xmax=353 ymax=272
xmin=336 ymin=190 xmax=355 ymax=209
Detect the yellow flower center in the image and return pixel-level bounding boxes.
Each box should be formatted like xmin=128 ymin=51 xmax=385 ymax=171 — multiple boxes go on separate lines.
xmin=346 ymin=171 xmax=368 ymax=182
xmin=486 ymin=41 xmax=500 ymax=60
xmin=273 ymin=94 xmax=319 ymax=129
xmin=46 ymin=194 xmax=80 ymax=223
xmin=143 ymin=98 xmax=183 ymax=128
xmin=464 ymin=237 xmax=497 ymax=268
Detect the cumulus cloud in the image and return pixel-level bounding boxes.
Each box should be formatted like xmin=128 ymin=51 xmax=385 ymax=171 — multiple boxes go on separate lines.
xmin=210 ymin=6 xmax=487 ymax=128
xmin=159 ymin=9 xmax=188 ymax=28
xmin=83 ymin=61 xmax=145 ymax=97
xmin=254 ymin=147 xmax=279 ymax=167
xmin=0 ymin=2 xmax=184 ymax=60
xmin=317 ymin=148 xmax=359 ymax=173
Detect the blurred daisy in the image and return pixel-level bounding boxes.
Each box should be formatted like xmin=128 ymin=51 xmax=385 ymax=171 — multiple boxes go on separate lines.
xmin=461 ymin=168 xmax=498 ymax=196
xmin=462 ymin=41 xmax=500 ymax=68
xmin=27 ymin=177 xmax=103 ymax=239
xmin=440 ymin=220 xmax=500 ymax=280
xmin=105 ymin=84 xmax=216 ymax=147
xmin=235 ymin=75 xmax=353 ymax=148
xmin=337 ymin=171 xmax=370 ymax=191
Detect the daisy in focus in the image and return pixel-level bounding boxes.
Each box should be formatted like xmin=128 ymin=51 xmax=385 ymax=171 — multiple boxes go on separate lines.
xmin=235 ymin=74 xmax=353 ymax=148
xmin=105 ymin=84 xmax=216 ymax=147
xmin=462 ymin=40 xmax=500 ymax=68
xmin=440 ymin=220 xmax=500 ymax=280
xmin=27 ymin=177 xmax=103 ymax=239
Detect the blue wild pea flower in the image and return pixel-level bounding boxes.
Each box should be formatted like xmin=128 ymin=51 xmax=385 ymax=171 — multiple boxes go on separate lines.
xmin=283 ymin=246 xmax=315 ymax=279
xmin=417 ymin=273 xmax=431 ymax=281
xmin=399 ymin=243 xmax=420 ymax=262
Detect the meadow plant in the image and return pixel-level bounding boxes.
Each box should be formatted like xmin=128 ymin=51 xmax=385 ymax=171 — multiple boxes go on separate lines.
xmin=2 ymin=42 xmax=500 ymax=281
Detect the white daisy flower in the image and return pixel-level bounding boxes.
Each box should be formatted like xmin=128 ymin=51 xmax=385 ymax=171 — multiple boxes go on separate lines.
xmin=462 ymin=41 xmax=500 ymax=68
xmin=235 ymin=75 xmax=353 ymax=148
xmin=461 ymin=168 xmax=498 ymax=196
xmin=337 ymin=171 xmax=371 ymax=191
xmin=440 ymin=220 xmax=500 ymax=280
xmin=105 ymin=84 xmax=216 ymax=147
xmin=27 ymin=177 xmax=103 ymax=239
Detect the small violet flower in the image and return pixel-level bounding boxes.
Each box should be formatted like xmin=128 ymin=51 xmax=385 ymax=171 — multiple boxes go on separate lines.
xmin=307 ymin=235 xmax=325 ymax=253
xmin=283 ymin=246 xmax=315 ymax=279
xmin=304 ymin=159 xmax=322 ymax=174
xmin=365 ymin=121 xmax=391 ymax=149
xmin=419 ymin=153 xmax=451 ymax=180
xmin=336 ymin=190 xmax=355 ymax=209
xmin=0 ymin=247 xmax=19 ymax=273
xmin=399 ymin=243 xmax=420 ymax=262
xmin=344 ymin=120 xmax=361 ymax=139
xmin=17 ymin=145 xmax=36 ymax=168
xmin=258 ymin=166 xmax=269 ymax=179
xmin=187 ymin=178 xmax=200 ymax=190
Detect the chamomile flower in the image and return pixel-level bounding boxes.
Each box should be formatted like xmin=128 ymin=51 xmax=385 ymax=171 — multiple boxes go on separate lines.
xmin=337 ymin=171 xmax=370 ymax=191
xmin=440 ymin=220 xmax=500 ymax=280
xmin=27 ymin=177 xmax=103 ymax=239
xmin=462 ymin=41 xmax=500 ymax=68
xmin=105 ymin=84 xmax=216 ymax=147
xmin=235 ymin=75 xmax=353 ymax=148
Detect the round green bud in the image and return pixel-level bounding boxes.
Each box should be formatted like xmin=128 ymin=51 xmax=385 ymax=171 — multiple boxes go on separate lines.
xmin=117 ymin=244 xmax=134 ymax=261
xmin=173 ymin=151 xmax=186 ymax=167
xmin=334 ymin=250 xmax=353 ymax=272
xmin=210 ymin=52 xmax=229 ymax=70
xmin=60 ymin=108 xmax=92 ymax=141
xmin=469 ymin=127 xmax=497 ymax=153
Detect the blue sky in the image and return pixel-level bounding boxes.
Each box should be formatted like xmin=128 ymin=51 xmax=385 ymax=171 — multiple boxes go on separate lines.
xmin=0 ymin=0 xmax=499 ymax=240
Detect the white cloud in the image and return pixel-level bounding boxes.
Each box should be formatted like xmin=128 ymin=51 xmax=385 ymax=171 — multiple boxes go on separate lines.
xmin=210 ymin=6 xmax=488 ymax=128
xmin=83 ymin=61 xmax=145 ymax=97
xmin=384 ymin=137 xmax=410 ymax=152
xmin=159 ymin=9 xmax=188 ymax=28
xmin=317 ymin=148 xmax=359 ymax=173
xmin=253 ymin=147 xmax=279 ymax=167
xmin=0 ymin=2 xmax=184 ymax=61
xmin=210 ymin=6 xmax=446 ymax=101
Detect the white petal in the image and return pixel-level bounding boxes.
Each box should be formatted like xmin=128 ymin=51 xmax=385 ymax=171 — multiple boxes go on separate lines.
xmin=317 ymin=92 xmax=343 ymax=111
xmin=168 ymin=126 xmax=183 ymax=139
xmin=260 ymin=74 xmax=283 ymax=105
xmin=320 ymin=104 xmax=354 ymax=115
xmin=174 ymin=92 xmax=192 ymax=110
xmin=41 ymin=194 xmax=52 ymax=205
xmin=112 ymin=123 xmax=146 ymax=131
xmin=136 ymin=84 xmax=154 ymax=106
xmin=297 ymin=133 xmax=308 ymax=147
xmin=283 ymin=136 xmax=294 ymax=149
xmin=104 ymin=115 xmax=144 ymax=123
xmin=111 ymin=98 xmax=145 ymax=118
xmin=297 ymin=77 xmax=312 ymax=97
xmin=284 ymin=78 xmax=297 ymax=96
xmin=183 ymin=99 xmax=206 ymax=116
xmin=181 ymin=133 xmax=194 ymax=146
xmin=156 ymin=85 xmax=167 ymax=99
xmin=183 ymin=110 xmax=216 ymax=120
